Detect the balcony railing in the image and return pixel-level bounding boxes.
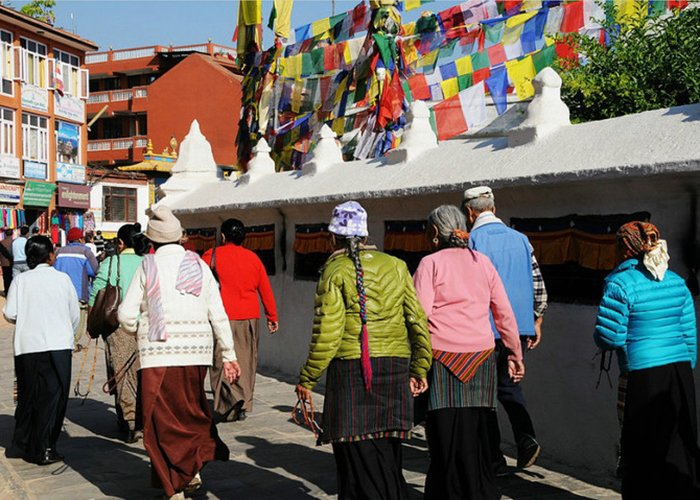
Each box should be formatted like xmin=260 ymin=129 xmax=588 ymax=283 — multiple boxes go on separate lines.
xmin=88 ymin=136 xmax=148 ymax=152
xmin=87 ymin=87 xmax=148 ymax=105
xmin=86 ymin=43 xmax=237 ymax=65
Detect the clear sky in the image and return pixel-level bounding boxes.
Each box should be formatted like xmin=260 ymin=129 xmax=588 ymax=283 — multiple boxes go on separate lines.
xmin=11 ymin=0 xmax=463 ymax=52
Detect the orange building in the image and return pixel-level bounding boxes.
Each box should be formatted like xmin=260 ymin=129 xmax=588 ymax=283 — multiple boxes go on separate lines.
xmin=0 ymin=5 xmax=97 ymax=236
xmin=86 ymin=43 xmax=242 ymax=168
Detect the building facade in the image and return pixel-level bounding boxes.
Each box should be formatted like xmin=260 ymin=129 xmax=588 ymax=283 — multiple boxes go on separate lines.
xmin=0 ymin=5 xmax=97 ymax=240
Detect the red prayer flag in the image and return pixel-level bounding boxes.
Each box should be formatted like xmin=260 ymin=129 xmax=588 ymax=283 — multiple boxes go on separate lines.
xmin=408 ymin=74 xmax=431 ymax=101
xmin=487 ymin=44 xmax=507 ymax=66
xmin=560 ymin=1 xmax=584 ymax=33
xmin=668 ymin=1 xmax=688 ymax=11
xmin=440 ymin=5 xmax=465 ymax=32
xmin=433 ymin=93 xmax=468 ymax=141
xmin=472 ymin=67 xmax=491 ymax=85
xmin=324 ymin=45 xmax=337 ymax=71
xmin=378 ymin=69 xmax=405 ymax=128
xmin=353 ymin=3 xmax=367 ymax=32
xmin=555 ymin=35 xmax=579 ymax=69
xmin=504 ymin=1 xmax=523 ymax=13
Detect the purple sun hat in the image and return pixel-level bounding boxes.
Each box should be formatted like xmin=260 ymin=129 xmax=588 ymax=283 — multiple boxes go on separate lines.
xmin=328 ymin=201 xmax=368 ymax=237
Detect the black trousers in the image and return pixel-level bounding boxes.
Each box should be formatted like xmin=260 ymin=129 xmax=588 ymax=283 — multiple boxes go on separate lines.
xmin=425 ymin=407 xmax=500 ymax=500
xmin=12 ymin=350 xmax=71 ymax=461
xmin=332 ymin=438 xmax=411 ymax=500
xmin=621 ymin=362 xmax=700 ymax=500
xmin=2 ymin=265 xmax=11 ymax=294
xmin=487 ymin=339 xmax=535 ymax=463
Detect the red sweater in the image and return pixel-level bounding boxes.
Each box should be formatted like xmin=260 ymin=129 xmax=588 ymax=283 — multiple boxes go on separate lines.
xmin=202 ymin=244 xmax=277 ymax=322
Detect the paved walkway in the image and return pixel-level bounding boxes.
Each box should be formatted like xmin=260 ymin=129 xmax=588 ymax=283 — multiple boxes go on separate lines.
xmin=0 ymin=321 xmax=622 ymax=500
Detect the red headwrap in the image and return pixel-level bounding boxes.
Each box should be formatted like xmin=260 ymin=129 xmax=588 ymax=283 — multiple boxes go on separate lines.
xmin=616 ymin=221 xmax=660 ymax=259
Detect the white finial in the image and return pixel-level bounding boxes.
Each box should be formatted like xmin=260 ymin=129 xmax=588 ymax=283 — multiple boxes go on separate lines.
xmin=387 ymin=100 xmax=438 ymax=164
xmin=239 ymin=138 xmax=276 ymax=184
xmin=508 ymin=67 xmax=571 ymax=147
xmin=301 ymin=124 xmax=344 ymax=175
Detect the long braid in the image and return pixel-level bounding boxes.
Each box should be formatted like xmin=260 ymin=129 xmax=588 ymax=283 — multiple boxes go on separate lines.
xmin=347 ymin=236 xmax=372 ymax=391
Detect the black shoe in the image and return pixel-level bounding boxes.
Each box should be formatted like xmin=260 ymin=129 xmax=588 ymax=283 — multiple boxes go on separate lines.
xmin=125 ymin=430 xmax=142 ymax=444
xmin=31 ymin=448 xmax=64 ymax=466
xmin=517 ymin=438 xmax=540 ymax=469
xmin=238 ymin=410 xmax=247 ymax=421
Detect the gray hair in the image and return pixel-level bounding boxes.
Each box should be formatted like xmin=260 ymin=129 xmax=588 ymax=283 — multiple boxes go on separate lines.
xmin=464 ymin=195 xmax=495 ymax=214
xmin=427 ymin=205 xmax=469 ymax=249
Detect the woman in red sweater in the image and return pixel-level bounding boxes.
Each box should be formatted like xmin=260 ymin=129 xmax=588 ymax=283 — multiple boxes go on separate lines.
xmin=202 ymin=219 xmax=279 ymax=422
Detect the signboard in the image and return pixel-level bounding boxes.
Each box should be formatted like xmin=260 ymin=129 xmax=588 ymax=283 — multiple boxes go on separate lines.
xmin=54 ymin=94 xmax=85 ymax=123
xmin=0 ymin=156 xmax=20 ymax=179
xmin=57 ymin=182 xmax=90 ymax=209
xmin=23 ymin=181 xmax=55 ymax=207
xmin=56 ymin=121 xmax=80 ymax=164
xmin=23 ymin=160 xmax=47 ymax=180
xmin=0 ymin=183 xmax=21 ymax=204
xmin=56 ymin=162 xmax=86 ymax=184
xmin=21 ymin=84 xmax=49 ymax=113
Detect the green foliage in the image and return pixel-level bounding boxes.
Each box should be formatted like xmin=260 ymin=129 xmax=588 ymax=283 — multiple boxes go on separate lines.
xmin=19 ymin=0 xmax=56 ymax=25
xmin=555 ymin=2 xmax=700 ymax=123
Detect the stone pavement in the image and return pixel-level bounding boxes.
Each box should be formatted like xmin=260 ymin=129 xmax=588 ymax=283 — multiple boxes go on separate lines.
xmin=0 ymin=320 xmax=622 ymax=500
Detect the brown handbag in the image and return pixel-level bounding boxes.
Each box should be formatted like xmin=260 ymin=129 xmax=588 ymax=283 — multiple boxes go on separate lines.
xmin=87 ymin=253 xmax=121 ymax=339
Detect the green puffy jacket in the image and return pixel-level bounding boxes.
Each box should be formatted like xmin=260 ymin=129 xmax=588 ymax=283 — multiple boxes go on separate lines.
xmin=298 ymin=249 xmax=432 ymax=389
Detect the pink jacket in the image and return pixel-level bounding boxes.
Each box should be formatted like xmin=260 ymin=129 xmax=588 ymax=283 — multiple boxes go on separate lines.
xmin=413 ymin=248 xmax=522 ymax=361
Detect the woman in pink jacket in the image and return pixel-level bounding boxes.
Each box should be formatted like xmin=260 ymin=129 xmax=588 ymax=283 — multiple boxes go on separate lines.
xmin=413 ymin=205 xmax=524 ymax=500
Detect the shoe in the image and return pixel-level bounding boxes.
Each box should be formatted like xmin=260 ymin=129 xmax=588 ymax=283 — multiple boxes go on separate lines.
xmin=125 ymin=430 xmax=142 ymax=444
xmin=237 ymin=410 xmax=247 ymax=421
xmin=184 ymin=472 xmax=202 ymax=493
xmin=517 ymin=438 xmax=540 ymax=469
xmin=157 ymin=492 xmax=185 ymax=500
xmin=31 ymin=448 xmax=64 ymax=466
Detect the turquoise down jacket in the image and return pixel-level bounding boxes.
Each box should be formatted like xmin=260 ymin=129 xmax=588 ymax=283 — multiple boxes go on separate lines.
xmin=594 ymin=258 xmax=697 ymax=373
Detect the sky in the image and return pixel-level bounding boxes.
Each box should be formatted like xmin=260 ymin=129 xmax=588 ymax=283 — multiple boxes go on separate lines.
xmin=11 ymin=0 xmax=464 ymax=52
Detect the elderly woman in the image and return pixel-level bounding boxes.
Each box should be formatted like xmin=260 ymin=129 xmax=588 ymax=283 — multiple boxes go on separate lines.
xmin=118 ymin=206 xmax=241 ymax=500
xmin=594 ymin=221 xmax=700 ymax=499
xmin=296 ymin=201 xmax=432 ymax=500
xmin=413 ymin=205 xmax=524 ymax=500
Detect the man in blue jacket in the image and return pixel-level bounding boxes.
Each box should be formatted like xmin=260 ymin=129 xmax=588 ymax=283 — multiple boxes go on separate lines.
xmin=463 ymin=186 xmax=548 ymax=472
xmin=54 ymin=228 xmax=99 ymax=348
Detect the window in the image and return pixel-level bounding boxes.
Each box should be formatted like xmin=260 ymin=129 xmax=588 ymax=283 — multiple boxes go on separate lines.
xmin=102 ymin=186 xmax=137 ymax=222
xmin=56 ymin=120 xmax=80 ymax=164
xmin=88 ymin=79 xmax=100 ymax=93
xmin=21 ymin=113 xmax=48 ymax=162
xmin=104 ymin=77 xmax=121 ymax=91
xmin=53 ymin=48 xmax=82 ymax=97
xmin=0 ymin=29 xmax=13 ymax=95
xmin=102 ymin=117 xmax=123 ymax=139
xmin=293 ymin=224 xmax=332 ymax=281
xmin=383 ymin=220 xmax=430 ymax=274
xmin=20 ymin=37 xmax=48 ymax=88
xmin=511 ymin=212 xmax=651 ymax=305
xmin=127 ymin=75 xmax=141 ymax=88
xmin=243 ymin=224 xmax=276 ymax=275
xmin=0 ymin=108 xmax=14 ymax=157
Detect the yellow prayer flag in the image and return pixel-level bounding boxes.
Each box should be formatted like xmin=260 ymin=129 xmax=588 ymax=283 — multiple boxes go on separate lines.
xmin=441 ymin=78 xmax=460 ymax=99
xmin=284 ymin=54 xmax=302 ymax=79
xmin=273 ymin=0 xmax=294 ymax=39
xmin=292 ymin=79 xmax=303 ymax=113
xmin=505 ymin=10 xmax=538 ymax=28
xmin=521 ymin=0 xmax=542 ymax=11
xmin=508 ymin=55 xmax=536 ymax=100
xmin=502 ymin=23 xmax=524 ymax=46
xmin=312 ymin=17 xmax=331 ymax=37
xmin=403 ymin=22 xmax=416 ymax=36
xmin=331 ymin=117 xmax=345 ymax=137
xmin=614 ymin=0 xmax=647 ymax=23
xmin=419 ymin=49 xmax=438 ymax=68
xmin=405 ymin=0 xmax=421 ymax=11
xmin=455 ymin=55 xmax=473 ymax=75
xmin=334 ymin=75 xmax=348 ymax=104
xmin=239 ymin=0 xmax=262 ymax=25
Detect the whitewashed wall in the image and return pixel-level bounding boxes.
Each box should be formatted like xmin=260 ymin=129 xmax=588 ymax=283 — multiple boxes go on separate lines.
xmin=89 ymin=181 xmax=150 ymax=235
xmin=177 ymin=171 xmax=700 ymax=476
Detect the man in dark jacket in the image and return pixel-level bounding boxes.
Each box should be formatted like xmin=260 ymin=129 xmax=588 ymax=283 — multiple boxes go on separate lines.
xmin=54 ymin=228 xmax=99 ymax=347
xmin=0 ymin=229 xmax=13 ymax=295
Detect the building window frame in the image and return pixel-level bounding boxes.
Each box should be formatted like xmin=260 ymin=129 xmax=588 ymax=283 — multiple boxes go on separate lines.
xmin=102 ymin=186 xmax=137 ymax=222
xmin=0 ymin=107 xmax=15 ymax=157
xmin=0 ymin=29 xmax=13 ymax=96
xmin=19 ymin=37 xmax=48 ymax=88
xmin=21 ymin=112 xmax=48 ymax=163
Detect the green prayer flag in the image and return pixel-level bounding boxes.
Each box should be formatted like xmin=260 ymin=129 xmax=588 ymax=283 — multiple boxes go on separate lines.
xmin=402 ymin=81 xmax=413 ymax=103
xmin=457 ymin=73 xmax=473 ymax=91
xmin=373 ymin=33 xmax=393 ymax=66
xmin=470 ymin=51 xmax=490 ymax=71
xmin=267 ymin=4 xmax=277 ymax=31
xmin=301 ymin=52 xmax=314 ymax=76
xmin=484 ymin=21 xmax=504 ymax=45
xmin=438 ymin=39 xmax=458 ymax=59
xmin=532 ymin=44 xmax=556 ymax=74
xmin=429 ymin=107 xmax=437 ymax=136
xmin=330 ymin=13 xmax=346 ymax=28
xmin=311 ymin=47 xmax=325 ymax=74
xmin=354 ymin=77 xmax=368 ymax=103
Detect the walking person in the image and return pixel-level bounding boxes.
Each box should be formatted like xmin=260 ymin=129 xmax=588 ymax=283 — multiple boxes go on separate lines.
xmin=463 ymin=186 xmax=547 ymax=471
xmin=3 ymin=236 xmax=80 ymax=465
xmin=1 ymin=228 xmax=13 ymax=294
xmin=118 ymin=205 xmax=241 ymax=500
xmin=54 ymin=227 xmax=100 ymax=348
xmin=89 ymin=224 xmax=145 ymax=443
xmin=296 ymin=201 xmax=432 ymax=500
xmin=11 ymin=226 xmax=30 ymax=278
xmin=414 ymin=205 xmax=524 ymax=500
xmin=202 ymin=218 xmax=278 ymax=422
xmin=594 ymin=221 xmax=700 ymax=499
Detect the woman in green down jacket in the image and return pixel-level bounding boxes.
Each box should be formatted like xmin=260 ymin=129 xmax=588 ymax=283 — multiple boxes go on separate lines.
xmin=296 ymin=201 xmax=432 ymax=500
xmin=89 ymin=224 xmax=148 ymax=443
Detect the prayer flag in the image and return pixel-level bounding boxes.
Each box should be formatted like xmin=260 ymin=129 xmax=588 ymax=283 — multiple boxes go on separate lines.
xmin=441 ymin=77 xmax=460 ymax=99
xmin=472 ymin=66 xmax=491 ymax=85
xmin=560 ymin=1 xmax=584 ymax=33
xmin=470 ymin=50 xmax=490 ymax=71
xmin=487 ymin=44 xmax=507 ymax=66
xmin=505 ymin=10 xmax=538 ymax=28
xmin=531 ymin=43 xmax=555 ymax=73
xmin=522 ymin=0 xmax=542 ymax=10
xmin=485 ymin=69 xmax=508 ymax=115
xmin=295 ymin=24 xmax=310 ymax=41
xmin=457 ymin=73 xmax=473 ymax=91
xmin=440 ymin=5 xmax=465 ymax=32
xmin=272 ymin=0 xmax=294 ymax=39
xmin=312 ymin=17 xmax=331 ymax=37
xmin=432 ymin=93 xmax=467 ymax=141
xmin=440 ymin=62 xmax=459 ymax=81
xmin=483 ymin=21 xmax=505 ymax=46
xmin=311 ymin=47 xmax=325 ymax=74
xmin=545 ymin=5 xmax=564 ymax=35
xmin=503 ymin=39 xmax=524 ymax=60
xmin=501 ymin=22 xmax=524 ymax=45
xmin=460 ymin=81 xmax=487 ymax=129
xmin=507 ymin=55 xmax=536 ymax=100
xmin=429 ymin=83 xmax=444 ymax=101
xmin=408 ymin=74 xmax=431 ymax=100
xmin=455 ymin=55 xmax=473 ymax=75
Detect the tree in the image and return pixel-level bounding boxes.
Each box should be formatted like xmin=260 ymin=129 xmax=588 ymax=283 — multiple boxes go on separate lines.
xmin=555 ymin=2 xmax=700 ymax=123
xmin=19 ymin=0 xmax=56 ymax=25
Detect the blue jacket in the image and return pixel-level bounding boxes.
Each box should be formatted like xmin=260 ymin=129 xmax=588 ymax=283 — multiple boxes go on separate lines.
xmin=469 ymin=221 xmax=535 ymax=338
xmin=54 ymin=243 xmax=99 ymax=302
xmin=594 ymin=258 xmax=697 ymax=373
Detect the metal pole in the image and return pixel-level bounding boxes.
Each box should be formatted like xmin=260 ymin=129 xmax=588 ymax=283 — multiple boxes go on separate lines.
xmin=332 ymin=0 xmax=336 ymax=16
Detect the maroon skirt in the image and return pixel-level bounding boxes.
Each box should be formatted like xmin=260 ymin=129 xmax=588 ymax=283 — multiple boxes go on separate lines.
xmin=141 ymin=365 xmax=229 ymax=496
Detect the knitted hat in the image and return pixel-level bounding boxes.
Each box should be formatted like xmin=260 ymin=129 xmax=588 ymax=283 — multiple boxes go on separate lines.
xmin=463 ymin=186 xmax=494 ymax=202
xmin=145 ymin=205 xmax=183 ymax=243
xmin=328 ymin=201 xmax=368 ymax=237
xmin=67 ymin=227 xmax=83 ymax=242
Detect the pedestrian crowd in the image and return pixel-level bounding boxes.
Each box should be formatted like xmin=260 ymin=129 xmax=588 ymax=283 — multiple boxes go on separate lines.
xmin=1 ymin=186 xmax=699 ymax=500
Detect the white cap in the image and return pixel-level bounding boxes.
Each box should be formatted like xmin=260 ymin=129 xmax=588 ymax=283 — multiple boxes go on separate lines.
xmin=463 ymin=186 xmax=494 ymax=202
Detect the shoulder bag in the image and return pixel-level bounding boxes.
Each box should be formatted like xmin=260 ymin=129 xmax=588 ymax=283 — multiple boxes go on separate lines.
xmin=210 ymin=246 xmax=221 ymax=289
xmin=87 ymin=253 xmax=121 ymax=339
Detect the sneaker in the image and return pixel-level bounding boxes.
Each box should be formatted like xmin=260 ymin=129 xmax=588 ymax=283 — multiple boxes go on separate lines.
xmin=184 ymin=472 xmax=202 ymax=493
xmin=517 ymin=438 xmax=540 ymax=469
